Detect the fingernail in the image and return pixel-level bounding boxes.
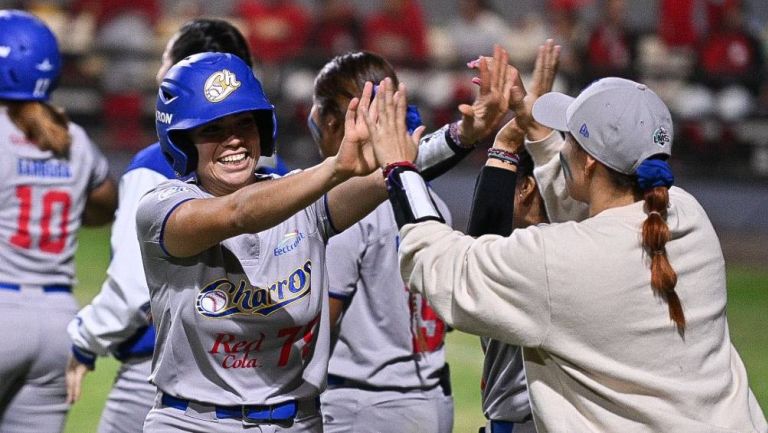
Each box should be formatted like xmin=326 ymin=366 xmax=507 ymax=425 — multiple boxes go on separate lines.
xmin=471 ymin=77 xmax=482 ymax=86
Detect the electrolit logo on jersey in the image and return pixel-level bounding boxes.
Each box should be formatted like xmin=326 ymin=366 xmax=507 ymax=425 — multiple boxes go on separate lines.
xmin=273 ymin=230 xmax=305 ymax=256
xmin=157 ymin=186 xmax=188 ymax=201
xmin=204 ymin=69 xmax=241 ymax=103
xmin=17 ymin=158 xmax=71 ymax=178
xmin=196 ymin=260 xmax=312 ymax=317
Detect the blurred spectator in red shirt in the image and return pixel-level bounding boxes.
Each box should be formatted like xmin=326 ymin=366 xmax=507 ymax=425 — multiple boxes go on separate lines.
xmin=363 ymin=0 xmax=428 ymax=68
xmin=308 ymin=0 xmax=361 ymax=62
xmin=697 ymin=0 xmax=764 ymax=96
xmin=659 ymin=0 xmax=698 ymax=48
xmin=583 ymin=0 xmax=638 ymax=84
xmin=236 ymin=0 xmax=311 ymax=65
xmin=71 ymin=0 xmax=160 ymax=151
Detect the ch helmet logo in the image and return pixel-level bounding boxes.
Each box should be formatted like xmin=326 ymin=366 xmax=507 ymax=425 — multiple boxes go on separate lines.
xmin=204 ymin=69 xmax=241 ymax=103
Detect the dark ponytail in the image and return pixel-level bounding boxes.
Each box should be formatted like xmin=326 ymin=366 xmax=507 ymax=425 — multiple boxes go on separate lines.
xmin=6 ymin=101 xmax=71 ymax=157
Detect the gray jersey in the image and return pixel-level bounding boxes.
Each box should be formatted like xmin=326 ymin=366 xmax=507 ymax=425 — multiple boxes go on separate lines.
xmin=0 ymin=107 xmax=109 ymax=286
xmin=136 ymin=177 xmax=334 ymax=406
xmin=327 ymin=196 xmax=451 ymax=389
xmin=480 ymin=337 xmax=530 ymax=421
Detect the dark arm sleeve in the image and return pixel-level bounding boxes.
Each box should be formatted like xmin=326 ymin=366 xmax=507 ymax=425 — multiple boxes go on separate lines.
xmin=466 ymin=166 xmax=518 ymax=237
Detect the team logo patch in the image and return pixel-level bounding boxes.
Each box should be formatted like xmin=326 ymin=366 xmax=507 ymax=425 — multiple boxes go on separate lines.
xmin=157 ymin=186 xmax=188 ymax=201
xmin=0 ymin=46 xmax=10 ymax=58
xmin=204 ymin=69 xmax=241 ymax=103
xmin=274 ymin=230 xmax=305 ymax=256
xmin=579 ymin=123 xmax=590 ymax=138
xmin=198 ymin=289 xmax=230 ymax=315
xmin=196 ymin=260 xmax=313 ymax=317
xmin=653 ymin=127 xmax=670 ymax=147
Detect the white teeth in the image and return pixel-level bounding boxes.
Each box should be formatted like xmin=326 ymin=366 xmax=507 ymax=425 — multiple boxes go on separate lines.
xmin=220 ymin=153 xmax=246 ymax=163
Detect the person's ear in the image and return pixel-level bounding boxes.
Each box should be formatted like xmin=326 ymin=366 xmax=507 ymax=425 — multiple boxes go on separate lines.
xmin=584 ymin=153 xmax=598 ymax=178
xmin=519 ymin=176 xmax=537 ymax=202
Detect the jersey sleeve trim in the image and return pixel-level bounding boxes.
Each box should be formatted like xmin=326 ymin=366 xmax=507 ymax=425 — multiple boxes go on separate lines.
xmin=323 ymin=194 xmax=340 ymax=237
xmin=159 ymin=198 xmax=195 ymax=257
xmin=328 ymin=291 xmax=352 ymax=301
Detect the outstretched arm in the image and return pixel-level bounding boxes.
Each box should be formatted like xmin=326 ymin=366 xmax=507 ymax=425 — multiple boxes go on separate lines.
xmin=160 ymin=83 xmax=389 ymax=257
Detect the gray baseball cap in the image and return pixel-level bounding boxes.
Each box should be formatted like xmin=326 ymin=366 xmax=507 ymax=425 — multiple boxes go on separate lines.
xmin=532 ymin=77 xmax=673 ymax=175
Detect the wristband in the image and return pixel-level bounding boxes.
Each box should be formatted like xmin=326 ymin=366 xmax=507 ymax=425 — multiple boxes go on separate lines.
xmin=448 ymin=122 xmax=479 ymax=149
xmin=383 ymin=161 xmax=418 ymax=178
xmin=487 ymin=148 xmax=520 ymax=166
xmin=385 ymin=165 xmax=444 ymax=228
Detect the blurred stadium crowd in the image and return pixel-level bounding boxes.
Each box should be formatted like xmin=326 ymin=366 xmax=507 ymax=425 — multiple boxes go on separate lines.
xmin=5 ymin=0 xmax=768 ymax=177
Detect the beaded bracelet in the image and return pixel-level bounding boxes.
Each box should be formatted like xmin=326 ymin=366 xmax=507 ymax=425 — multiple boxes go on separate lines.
xmin=448 ymin=122 xmax=480 ymax=149
xmin=383 ymin=161 xmax=418 ymax=178
xmin=487 ymin=148 xmax=520 ymax=166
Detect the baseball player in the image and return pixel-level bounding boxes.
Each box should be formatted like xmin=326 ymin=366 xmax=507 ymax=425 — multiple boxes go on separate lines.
xmin=0 ymin=10 xmax=117 ymax=433
xmin=136 ymin=53 xmax=417 ymax=432
xmin=309 ymin=48 xmax=514 ymax=433
xmin=371 ymin=74 xmax=768 ymax=432
xmin=65 ymin=19 xmax=289 ymax=433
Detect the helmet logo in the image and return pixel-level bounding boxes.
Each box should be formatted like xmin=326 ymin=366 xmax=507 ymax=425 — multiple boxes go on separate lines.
xmin=36 ymin=59 xmax=54 ymax=71
xmin=204 ymin=69 xmax=241 ymax=103
xmin=0 ymin=46 xmax=10 ymax=58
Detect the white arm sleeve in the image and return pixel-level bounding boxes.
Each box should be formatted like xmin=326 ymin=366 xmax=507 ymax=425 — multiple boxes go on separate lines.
xmin=67 ymin=168 xmax=169 ymax=355
xmin=398 ymin=220 xmax=551 ymax=348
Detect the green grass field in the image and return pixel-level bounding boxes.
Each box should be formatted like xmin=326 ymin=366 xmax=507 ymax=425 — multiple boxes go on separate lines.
xmin=65 ymin=226 xmax=768 ymax=433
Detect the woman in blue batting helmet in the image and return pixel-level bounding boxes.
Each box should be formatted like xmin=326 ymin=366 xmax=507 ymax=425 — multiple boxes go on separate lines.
xmin=156 ymin=52 xmax=277 ymax=178
xmin=137 ymin=51 xmax=422 ymax=432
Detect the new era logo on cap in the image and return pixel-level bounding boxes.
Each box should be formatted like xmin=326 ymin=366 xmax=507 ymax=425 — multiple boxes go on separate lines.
xmin=579 ymin=123 xmax=589 ymax=138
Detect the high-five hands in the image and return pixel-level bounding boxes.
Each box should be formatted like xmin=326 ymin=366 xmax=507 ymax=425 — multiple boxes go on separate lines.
xmin=459 ymin=45 xmax=516 ymax=145
xmin=363 ymin=78 xmax=425 ymax=168
xmin=333 ymin=81 xmax=378 ymax=179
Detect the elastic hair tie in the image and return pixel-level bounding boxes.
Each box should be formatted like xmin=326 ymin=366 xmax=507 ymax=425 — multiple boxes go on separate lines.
xmin=636 ymin=158 xmax=674 ymax=190
xmin=648 ymin=210 xmax=662 ymax=217
xmin=653 ymin=250 xmax=665 ymax=256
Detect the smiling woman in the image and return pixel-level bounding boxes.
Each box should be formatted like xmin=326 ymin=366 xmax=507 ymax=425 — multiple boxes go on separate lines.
xmin=188 ymin=112 xmax=262 ymax=197
xmin=135 ymin=52 xmax=421 ymax=433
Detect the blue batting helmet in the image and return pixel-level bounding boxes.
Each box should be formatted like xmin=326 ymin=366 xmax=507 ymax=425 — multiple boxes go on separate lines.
xmin=0 ymin=10 xmax=61 ymax=101
xmin=156 ymin=52 xmax=277 ymax=177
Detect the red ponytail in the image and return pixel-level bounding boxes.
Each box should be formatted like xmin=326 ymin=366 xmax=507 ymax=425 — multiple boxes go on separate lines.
xmin=642 ymin=186 xmax=684 ymax=333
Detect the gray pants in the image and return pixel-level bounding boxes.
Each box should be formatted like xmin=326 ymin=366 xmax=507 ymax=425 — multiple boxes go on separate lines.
xmin=0 ymin=290 xmax=78 ymax=433
xmin=143 ymin=393 xmax=322 ymax=433
xmin=321 ymin=385 xmax=454 ymax=433
xmin=97 ymin=357 xmax=155 ymax=433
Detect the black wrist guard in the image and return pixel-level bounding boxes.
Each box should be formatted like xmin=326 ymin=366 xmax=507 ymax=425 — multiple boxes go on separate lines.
xmin=385 ymin=166 xmax=444 ymax=228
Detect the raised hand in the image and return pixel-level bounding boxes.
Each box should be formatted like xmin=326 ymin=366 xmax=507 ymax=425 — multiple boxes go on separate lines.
xmin=510 ymin=39 xmax=561 ymax=139
xmin=363 ymin=78 xmax=425 ymax=168
xmin=333 ymin=81 xmax=379 ymax=178
xmin=493 ymin=117 xmax=526 ymax=155
xmin=459 ymin=45 xmax=515 ymax=145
